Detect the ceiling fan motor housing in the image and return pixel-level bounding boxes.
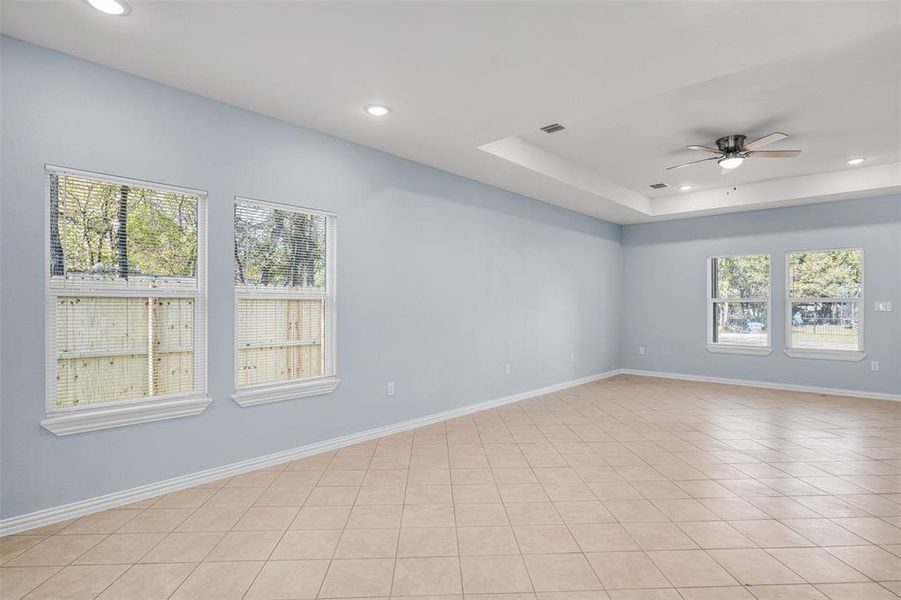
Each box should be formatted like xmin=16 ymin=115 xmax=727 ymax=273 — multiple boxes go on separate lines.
xmin=716 ymin=134 xmax=747 ymax=153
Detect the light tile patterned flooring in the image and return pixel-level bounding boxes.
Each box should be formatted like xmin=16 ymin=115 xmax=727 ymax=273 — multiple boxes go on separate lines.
xmin=3 ymin=375 xmax=901 ymax=599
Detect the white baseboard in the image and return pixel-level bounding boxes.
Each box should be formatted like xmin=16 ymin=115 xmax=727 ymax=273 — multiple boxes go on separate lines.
xmin=0 ymin=369 xmax=620 ymax=536
xmin=620 ymin=368 xmax=901 ymax=402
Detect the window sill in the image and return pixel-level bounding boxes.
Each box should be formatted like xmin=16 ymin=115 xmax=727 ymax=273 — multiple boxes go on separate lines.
xmin=784 ymin=348 xmax=866 ymax=362
xmin=41 ymin=394 xmax=211 ymax=436
xmin=233 ymin=377 xmax=339 ymax=407
xmin=707 ymin=344 xmax=773 ymax=356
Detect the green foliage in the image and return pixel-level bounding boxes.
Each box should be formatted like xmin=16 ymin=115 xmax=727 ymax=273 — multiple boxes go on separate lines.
xmin=789 ymin=249 xmax=862 ymax=298
xmin=56 ymin=177 xmax=121 ymax=273
xmin=234 ymin=204 xmax=326 ymax=288
xmin=126 ymin=189 xmax=197 ymax=277
xmin=714 ymin=254 xmax=769 ymax=298
xmin=55 ymin=175 xmax=197 ymax=279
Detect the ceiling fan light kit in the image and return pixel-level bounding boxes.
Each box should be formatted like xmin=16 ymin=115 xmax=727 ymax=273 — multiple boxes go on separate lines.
xmin=667 ymin=131 xmax=801 ymax=171
xmin=718 ymin=154 xmax=745 ymax=170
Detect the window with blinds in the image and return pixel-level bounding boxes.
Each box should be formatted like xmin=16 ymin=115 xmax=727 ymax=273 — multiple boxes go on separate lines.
xmin=233 ymin=197 xmax=337 ymax=406
xmin=44 ymin=166 xmax=208 ymax=433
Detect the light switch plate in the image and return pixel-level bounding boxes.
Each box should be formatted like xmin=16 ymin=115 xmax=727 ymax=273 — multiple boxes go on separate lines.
xmin=875 ymin=301 xmax=893 ymax=312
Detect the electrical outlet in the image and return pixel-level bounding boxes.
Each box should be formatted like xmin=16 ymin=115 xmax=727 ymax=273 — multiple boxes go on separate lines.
xmin=871 ymin=362 xmax=880 ymax=372
xmin=505 ymin=363 xmax=511 ymax=375
xmin=386 ymin=381 xmax=395 ymax=396
xmin=875 ymin=301 xmax=893 ymax=312
xmin=638 ymin=346 xmax=645 ymax=356
xmin=570 ymin=353 xmax=575 ymax=363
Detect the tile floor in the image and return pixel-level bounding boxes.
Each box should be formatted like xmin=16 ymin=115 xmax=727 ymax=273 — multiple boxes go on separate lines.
xmin=2 ymin=374 xmax=901 ymax=599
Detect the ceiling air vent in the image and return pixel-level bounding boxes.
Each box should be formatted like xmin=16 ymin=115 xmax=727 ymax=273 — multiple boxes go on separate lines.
xmin=540 ymin=123 xmax=566 ymax=134
xmin=649 ymin=183 xmax=668 ymax=189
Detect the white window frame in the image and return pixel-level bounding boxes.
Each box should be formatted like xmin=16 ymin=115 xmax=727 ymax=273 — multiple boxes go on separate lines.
xmin=706 ymin=253 xmax=773 ymax=356
xmin=232 ymin=197 xmax=338 ymax=407
xmin=784 ymin=247 xmax=865 ymax=361
xmin=42 ymin=165 xmax=210 ymax=435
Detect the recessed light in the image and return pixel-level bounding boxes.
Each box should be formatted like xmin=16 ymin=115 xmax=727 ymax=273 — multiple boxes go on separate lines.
xmin=679 ymin=185 xmax=693 ymax=192
xmin=364 ymin=105 xmax=390 ymax=117
xmin=85 ymin=0 xmax=129 ymax=15
xmin=846 ymin=157 xmax=866 ymax=165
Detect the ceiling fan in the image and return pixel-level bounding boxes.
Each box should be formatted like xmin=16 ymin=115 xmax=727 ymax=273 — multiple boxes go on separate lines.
xmin=667 ymin=132 xmax=801 ymax=171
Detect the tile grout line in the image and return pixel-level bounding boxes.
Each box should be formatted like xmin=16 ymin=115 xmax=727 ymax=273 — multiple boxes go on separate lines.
xmin=239 ymin=460 xmax=318 ymax=599
xmin=6 ymin=377 xmax=901 ymax=599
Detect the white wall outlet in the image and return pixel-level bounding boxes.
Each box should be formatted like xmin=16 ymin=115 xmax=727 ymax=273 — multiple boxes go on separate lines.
xmin=505 ymin=363 xmax=511 ymax=375
xmin=386 ymin=381 xmax=395 ymax=396
xmin=570 ymin=353 xmax=575 ymax=363
xmin=875 ymin=301 xmax=893 ymax=312
xmin=638 ymin=346 xmax=645 ymax=356
xmin=871 ymin=361 xmax=880 ymax=372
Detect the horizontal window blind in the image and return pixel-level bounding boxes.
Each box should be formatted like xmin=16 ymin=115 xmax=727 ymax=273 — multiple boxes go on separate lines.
xmin=46 ymin=167 xmax=206 ymax=411
xmin=234 ymin=198 xmax=336 ymax=392
xmin=50 ymin=172 xmax=199 ymax=290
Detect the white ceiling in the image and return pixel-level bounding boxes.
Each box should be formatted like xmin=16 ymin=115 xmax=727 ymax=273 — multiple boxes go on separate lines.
xmin=2 ymin=1 xmax=900 ymax=224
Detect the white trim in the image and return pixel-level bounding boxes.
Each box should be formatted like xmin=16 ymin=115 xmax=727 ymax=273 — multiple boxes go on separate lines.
xmin=706 ymin=344 xmax=772 ymax=356
xmin=41 ymin=394 xmax=211 ymax=436
xmin=44 ymin=172 xmax=54 ymax=422
xmin=2 ymin=370 xmax=619 ymax=536
xmin=621 ymin=368 xmax=899 ymax=402
xmin=233 ymin=376 xmax=340 ymax=406
xmin=236 ymin=287 xmax=328 ymax=299
xmin=47 ymin=286 xmax=198 ymax=298
xmin=234 ymin=195 xmax=336 ymax=219
xmin=784 ymin=348 xmax=866 ymax=362
xmin=790 ymin=297 xmax=864 ymax=304
xmin=195 ymin=196 xmax=209 ymax=408
xmin=45 ymin=164 xmax=207 ymax=197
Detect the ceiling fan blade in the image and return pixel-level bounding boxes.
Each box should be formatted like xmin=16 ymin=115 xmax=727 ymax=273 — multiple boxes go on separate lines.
xmin=685 ymin=145 xmax=721 ymax=154
xmin=666 ymin=156 xmax=719 ymax=170
xmin=747 ymin=149 xmax=801 ymax=158
xmin=744 ymin=132 xmax=788 ymax=150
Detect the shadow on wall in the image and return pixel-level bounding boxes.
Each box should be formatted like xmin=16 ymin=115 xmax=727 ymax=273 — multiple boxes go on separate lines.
xmin=624 ymin=195 xmax=901 ymax=246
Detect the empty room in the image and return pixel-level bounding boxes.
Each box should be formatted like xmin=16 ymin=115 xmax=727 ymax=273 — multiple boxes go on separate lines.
xmin=1 ymin=1 xmax=900 ymax=599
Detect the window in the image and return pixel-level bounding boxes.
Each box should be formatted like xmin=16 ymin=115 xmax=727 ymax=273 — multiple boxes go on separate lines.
xmin=44 ymin=166 xmax=209 ymax=435
xmin=786 ymin=248 xmax=864 ymax=360
xmin=233 ymin=198 xmax=337 ymax=406
xmin=707 ymin=254 xmax=771 ymax=355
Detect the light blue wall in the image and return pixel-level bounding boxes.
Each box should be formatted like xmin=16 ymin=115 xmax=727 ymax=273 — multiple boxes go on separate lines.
xmin=621 ymin=196 xmax=901 ymax=395
xmin=2 ymin=36 xmax=898 ymax=522
xmin=0 ymin=37 xmax=622 ymax=518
